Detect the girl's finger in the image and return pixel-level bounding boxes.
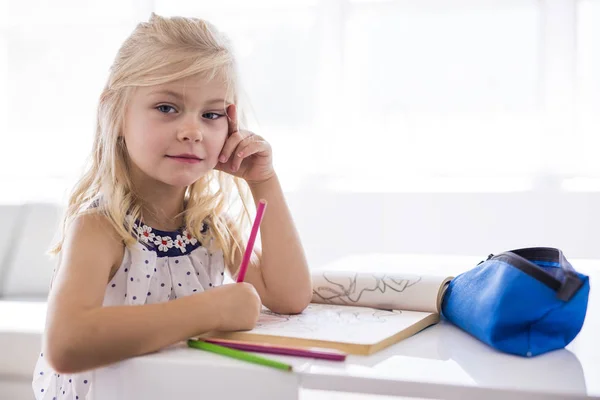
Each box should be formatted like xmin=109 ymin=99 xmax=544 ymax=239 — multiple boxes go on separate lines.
xmin=219 ymin=130 xmax=244 ymax=163
xmin=232 ymin=136 xmax=264 ymax=172
xmin=226 ymin=104 xmax=238 ymax=136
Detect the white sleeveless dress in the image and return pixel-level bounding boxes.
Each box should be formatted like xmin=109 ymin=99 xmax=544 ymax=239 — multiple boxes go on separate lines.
xmin=32 ymin=220 xmax=226 ymax=399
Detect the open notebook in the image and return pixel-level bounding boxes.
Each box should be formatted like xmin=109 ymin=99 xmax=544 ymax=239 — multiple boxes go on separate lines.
xmin=204 ymin=270 xmax=453 ymax=355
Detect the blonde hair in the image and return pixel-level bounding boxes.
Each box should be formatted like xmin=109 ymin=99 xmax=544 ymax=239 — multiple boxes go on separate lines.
xmin=51 ymin=13 xmax=252 ymax=269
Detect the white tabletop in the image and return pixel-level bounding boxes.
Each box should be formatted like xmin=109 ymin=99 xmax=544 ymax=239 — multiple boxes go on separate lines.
xmin=90 ymin=253 xmax=600 ymax=400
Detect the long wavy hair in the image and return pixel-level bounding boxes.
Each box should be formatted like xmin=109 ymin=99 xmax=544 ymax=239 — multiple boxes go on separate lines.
xmin=50 ymin=13 xmax=252 ymax=269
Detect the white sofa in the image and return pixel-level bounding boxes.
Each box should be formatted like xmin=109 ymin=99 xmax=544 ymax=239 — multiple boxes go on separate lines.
xmin=0 ymin=203 xmax=62 ymax=400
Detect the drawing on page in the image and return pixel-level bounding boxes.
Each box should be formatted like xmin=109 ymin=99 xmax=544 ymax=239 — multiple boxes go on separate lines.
xmin=255 ymin=304 xmax=403 ymax=335
xmin=312 ymin=273 xmax=422 ymax=306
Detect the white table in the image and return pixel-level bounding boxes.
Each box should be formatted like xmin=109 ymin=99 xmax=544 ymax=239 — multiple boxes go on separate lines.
xmin=91 ymin=254 xmax=600 ymax=400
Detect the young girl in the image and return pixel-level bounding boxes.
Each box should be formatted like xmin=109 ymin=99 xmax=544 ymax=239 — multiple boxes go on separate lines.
xmin=32 ymin=13 xmax=312 ymax=399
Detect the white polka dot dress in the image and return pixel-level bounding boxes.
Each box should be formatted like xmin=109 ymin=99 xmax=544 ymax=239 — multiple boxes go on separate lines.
xmin=32 ymin=221 xmax=226 ymax=399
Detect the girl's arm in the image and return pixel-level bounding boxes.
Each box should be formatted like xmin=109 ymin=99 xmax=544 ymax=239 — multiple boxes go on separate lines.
xmin=45 ymin=213 xmax=261 ymax=374
xmin=229 ymin=174 xmax=312 ymax=315
xmin=216 ymin=104 xmax=312 ymax=314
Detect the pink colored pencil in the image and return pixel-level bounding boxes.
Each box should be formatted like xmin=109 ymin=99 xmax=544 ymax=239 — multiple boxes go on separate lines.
xmin=202 ymin=338 xmax=347 ymax=361
xmin=236 ymin=199 xmax=267 ymax=283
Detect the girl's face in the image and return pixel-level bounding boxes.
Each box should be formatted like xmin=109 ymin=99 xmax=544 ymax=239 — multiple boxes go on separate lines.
xmin=123 ymin=73 xmax=230 ymax=188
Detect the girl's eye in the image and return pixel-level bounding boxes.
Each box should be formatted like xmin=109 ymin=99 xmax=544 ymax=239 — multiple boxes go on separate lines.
xmin=203 ymin=112 xmax=224 ymax=120
xmin=156 ymin=105 xmax=177 ymax=114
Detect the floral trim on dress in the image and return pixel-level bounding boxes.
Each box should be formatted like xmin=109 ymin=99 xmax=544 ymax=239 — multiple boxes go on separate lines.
xmin=131 ymin=220 xmax=208 ymax=257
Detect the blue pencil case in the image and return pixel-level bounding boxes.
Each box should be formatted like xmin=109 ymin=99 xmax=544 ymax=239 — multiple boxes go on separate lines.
xmin=441 ymin=247 xmax=590 ymax=357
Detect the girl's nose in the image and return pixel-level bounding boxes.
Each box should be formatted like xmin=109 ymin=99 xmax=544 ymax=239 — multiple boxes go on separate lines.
xmin=176 ymin=124 xmax=203 ymax=143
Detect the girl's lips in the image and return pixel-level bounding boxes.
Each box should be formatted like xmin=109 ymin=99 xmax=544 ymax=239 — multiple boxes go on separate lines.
xmin=166 ymin=155 xmax=203 ymax=164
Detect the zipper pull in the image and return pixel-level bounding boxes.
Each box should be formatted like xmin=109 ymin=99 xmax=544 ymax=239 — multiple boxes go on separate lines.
xmin=477 ymin=253 xmax=494 ymax=265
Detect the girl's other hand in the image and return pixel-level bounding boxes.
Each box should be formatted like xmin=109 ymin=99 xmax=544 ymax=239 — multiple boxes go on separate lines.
xmin=215 ymin=104 xmax=275 ymax=185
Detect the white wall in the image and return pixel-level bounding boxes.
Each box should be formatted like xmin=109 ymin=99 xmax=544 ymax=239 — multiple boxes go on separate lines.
xmin=288 ymin=189 xmax=600 ymax=268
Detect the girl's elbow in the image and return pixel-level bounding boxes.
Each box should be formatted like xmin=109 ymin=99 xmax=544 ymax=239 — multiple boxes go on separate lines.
xmin=287 ymin=299 xmax=310 ymax=315
xmin=297 ymin=280 xmax=313 ymax=312
xmin=44 ymin=330 xmax=85 ymax=374
xmin=293 ymin=287 xmax=313 ymax=314
xmin=276 ymin=288 xmax=312 ymax=315
xmin=45 ymin=342 xmax=78 ymax=374
xmin=286 ymin=280 xmax=313 ymax=314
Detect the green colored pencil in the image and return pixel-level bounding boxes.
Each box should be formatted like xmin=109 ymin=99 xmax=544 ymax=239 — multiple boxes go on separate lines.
xmin=187 ymin=339 xmax=293 ymax=372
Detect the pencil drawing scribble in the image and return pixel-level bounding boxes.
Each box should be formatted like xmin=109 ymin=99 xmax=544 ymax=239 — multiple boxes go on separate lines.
xmin=312 ymin=273 xmax=422 ymax=306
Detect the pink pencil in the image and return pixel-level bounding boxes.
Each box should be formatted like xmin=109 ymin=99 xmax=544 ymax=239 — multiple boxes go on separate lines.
xmin=236 ymin=199 xmax=267 ymax=283
xmin=202 ymin=338 xmax=347 ymax=361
